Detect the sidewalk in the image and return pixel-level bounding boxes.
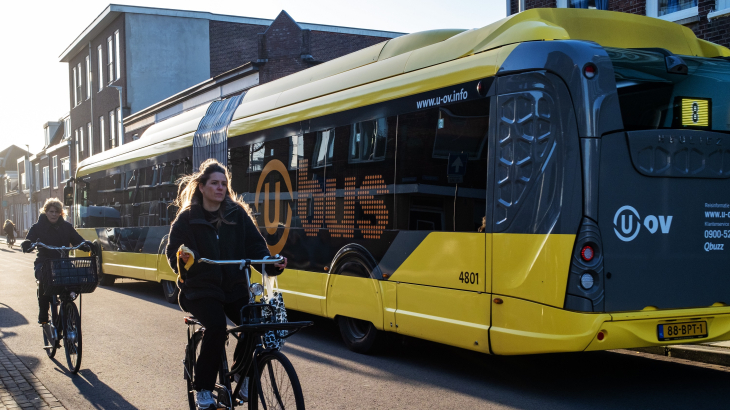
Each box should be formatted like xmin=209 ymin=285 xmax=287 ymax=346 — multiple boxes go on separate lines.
xmin=0 ymin=340 xmax=66 ymax=410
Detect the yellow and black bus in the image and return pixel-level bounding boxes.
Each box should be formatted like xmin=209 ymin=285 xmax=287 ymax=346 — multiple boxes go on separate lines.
xmin=72 ymin=8 xmax=730 ymax=355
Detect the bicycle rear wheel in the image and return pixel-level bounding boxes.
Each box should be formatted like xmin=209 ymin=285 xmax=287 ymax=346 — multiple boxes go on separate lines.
xmin=186 ymin=331 xmax=202 ymax=410
xmin=63 ymin=301 xmax=82 ymax=374
xmin=42 ymin=297 xmax=58 ymax=359
xmin=249 ymin=350 xmax=305 ymax=410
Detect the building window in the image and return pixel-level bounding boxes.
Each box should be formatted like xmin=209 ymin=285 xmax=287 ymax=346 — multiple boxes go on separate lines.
xmin=72 ymin=66 xmax=78 ymax=105
xmin=42 ymin=166 xmax=49 ymax=189
xmin=658 ymin=0 xmax=697 ymax=16
xmin=77 ymin=63 xmax=83 ymax=104
xmin=64 ymin=117 xmax=71 ymax=140
xmin=61 ymin=157 xmax=70 ymax=181
xmin=116 ymin=107 xmax=122 ymax=144
xmin=99 ymin=116 xmax=105 ymax=151
xmin=97 ymin=45 xmax=104 ymax=91
xmin=109 ymin=110 xmax=116 ymax=148
xmin=114 ymin=30 xmax=121 ymax=80
xmin=34 ymin=164 xmax=40 ymax=192
xmin=79 ymin=127 xmax=84 ymax=155
xmin=52 ymin=156 xmax=58 ymax=188
xmin=646 ymin=0 xmax=698 ymax=19
xmin=718 ymin=0 xmax=730 ymax=11
xmin=87 ymin=122 xmax=93 ymax=156
xmin=86 ymin=55 xmax=91 ymax=100
xmin=107 ymin=36 xmax=114 ymax=83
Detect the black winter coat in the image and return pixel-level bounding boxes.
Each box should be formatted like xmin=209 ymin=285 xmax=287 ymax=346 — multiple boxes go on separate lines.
xmin=165 ymin=200 xmax=279 ymax=303
xmin=24 ymin=214 xmax=86 ymax=278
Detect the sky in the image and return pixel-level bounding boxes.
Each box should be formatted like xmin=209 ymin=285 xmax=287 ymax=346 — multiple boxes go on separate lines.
xmin=0 ymin=0 xmax=507 ymax=155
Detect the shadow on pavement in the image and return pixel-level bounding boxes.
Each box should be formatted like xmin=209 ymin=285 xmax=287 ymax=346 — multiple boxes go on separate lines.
xmin=53 ymin=365 xmax=137 ymax=409
xmin=0 ymin=302 xmax=29 ymax=331
xmin=284 ymin=311 xmax=730 ymax=410
xmin=97 ymin=279 xmax=181 ymax=310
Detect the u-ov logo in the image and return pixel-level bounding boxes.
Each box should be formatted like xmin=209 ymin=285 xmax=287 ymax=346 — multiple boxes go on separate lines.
xmin=254 ymin=160 xmax=293 ymax=255
xmin=613 ymin=205 xmax=673 ymax=242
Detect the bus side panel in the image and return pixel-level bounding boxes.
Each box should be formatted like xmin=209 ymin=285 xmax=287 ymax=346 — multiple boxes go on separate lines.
xmin=490 ymin=296 xmax=609 ymax=355
xmin=251 ymin=269 xmax=299 ymax=311
xmin=326 ymin=275 xmax=384 ymax=329
xmin=155 ymin=254 xmax=178 ymax=282
xmin=395 ymin=284 xmax=491 ymax=353
xmin=294 ymin=270 xmax=327 ymax=315
xmin=492 ymin=233 xmax=575 ymax=308
xmin=390 ymin=232 xmax=488 ymax=292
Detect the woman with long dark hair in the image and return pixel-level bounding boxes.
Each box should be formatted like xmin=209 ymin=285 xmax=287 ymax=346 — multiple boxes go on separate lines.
xmin=166 ymin=159 xmax=287 ymax=410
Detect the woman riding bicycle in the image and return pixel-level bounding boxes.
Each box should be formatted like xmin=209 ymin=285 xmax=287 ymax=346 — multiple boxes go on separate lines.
xmin=166 ymin=159 xmax=287 ymax=410
xmin=20 ymin=198 xmax=90 ymax=325
xmin=3 ymin=219 xmax=19 ymax=248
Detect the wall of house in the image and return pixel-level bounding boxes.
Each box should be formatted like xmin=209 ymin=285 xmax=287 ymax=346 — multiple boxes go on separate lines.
xmin=125 ymin=14 xmax=211 ymax=114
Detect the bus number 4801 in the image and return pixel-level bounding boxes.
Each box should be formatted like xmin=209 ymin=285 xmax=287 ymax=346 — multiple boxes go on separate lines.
xmin=459 ymin=272 xmax=479 ymax=284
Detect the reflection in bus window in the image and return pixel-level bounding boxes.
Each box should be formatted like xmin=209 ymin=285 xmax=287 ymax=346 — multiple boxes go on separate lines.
xmin=312 ymin=129 xmax=334 ymax=168
xmin=433 ymin=105 xmax=488 ymax=159
xmin=249 ymin=142 xmax=264 ymax=173
xmin=349 ymin=118 xmax=387 ymax=163
xmin=289 ymin=135 xmax=303 ymax=170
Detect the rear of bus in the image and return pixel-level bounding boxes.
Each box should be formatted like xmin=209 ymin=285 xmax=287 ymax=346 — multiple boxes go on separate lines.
xmin=576 ymin=47 xmax=730 ymax=349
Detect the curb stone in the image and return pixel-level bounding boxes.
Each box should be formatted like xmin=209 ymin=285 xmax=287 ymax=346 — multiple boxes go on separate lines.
xmin=0 ymin=339 xmax=66 ymax=410
xmin=630 ymin=344 xmax=730 ymax=367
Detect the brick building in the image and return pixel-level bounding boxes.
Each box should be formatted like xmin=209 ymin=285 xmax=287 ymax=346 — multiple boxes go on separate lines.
xmin=125 ymin=10 xmax=402 ymax=139
xmin=510 ymin=0 xmax=730 ymax=48
xmin=0 ymin=145 xmax=28 ymax=231
xmin=59 ymin=4 xmax=402 ymax=170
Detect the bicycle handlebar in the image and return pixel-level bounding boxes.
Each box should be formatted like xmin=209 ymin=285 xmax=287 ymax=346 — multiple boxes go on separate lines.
xmin=29 ymin=241 xmax=93 ymax=252
xmin=198 ymin=256 xmax=285 ymax=266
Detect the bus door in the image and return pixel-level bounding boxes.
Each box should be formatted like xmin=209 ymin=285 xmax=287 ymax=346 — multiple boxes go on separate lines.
xmin=599 ymin=48 xmax=730 ymax=312
xmin=489 ymin=71 xmax=583 ymax=354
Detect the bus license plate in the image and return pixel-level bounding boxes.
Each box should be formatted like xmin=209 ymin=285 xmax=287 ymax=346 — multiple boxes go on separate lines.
xmin=657 ymin=321 xmax=708 ymax=341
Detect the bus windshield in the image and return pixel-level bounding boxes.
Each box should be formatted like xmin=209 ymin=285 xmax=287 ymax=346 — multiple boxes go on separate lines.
xmin=607 ymin=47 xmax=730 ymax=133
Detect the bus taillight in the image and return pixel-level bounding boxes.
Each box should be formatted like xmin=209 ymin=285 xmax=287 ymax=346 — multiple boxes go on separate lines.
xmin=580 ymin=245 xmax=595 ymax=262
xmin=583 ymin=63 xmax=597 ymax=79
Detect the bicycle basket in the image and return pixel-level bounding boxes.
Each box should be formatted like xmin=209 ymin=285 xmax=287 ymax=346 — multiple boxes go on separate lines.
xmin=41 ymin=257 xmax=99 ymax=296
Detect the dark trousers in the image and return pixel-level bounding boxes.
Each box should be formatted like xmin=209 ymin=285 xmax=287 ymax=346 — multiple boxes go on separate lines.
xmin=35 ymin=262 xmax=52 ymax=323
xmin=180 ymin=293 xmax=247 ymax=391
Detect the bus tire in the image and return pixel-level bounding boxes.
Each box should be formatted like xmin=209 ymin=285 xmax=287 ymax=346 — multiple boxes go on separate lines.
xmin=337 ymin=316 xmax=382 ymax=354
xmin=94 ymin=241 xmax=115 ymax=287
xmin=161 ymin=280 xmax=179 ymax=304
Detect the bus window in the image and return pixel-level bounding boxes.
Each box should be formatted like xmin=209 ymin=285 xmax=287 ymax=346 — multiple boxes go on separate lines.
xmin=249 ymin=142 xmax=265 ymax=173
xmin=395 ymin=98 xmax=489 ymax=232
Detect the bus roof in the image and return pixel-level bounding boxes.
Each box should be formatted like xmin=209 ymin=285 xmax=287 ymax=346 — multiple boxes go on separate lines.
xmin=77 ymin=8 xmax=730 ymax=177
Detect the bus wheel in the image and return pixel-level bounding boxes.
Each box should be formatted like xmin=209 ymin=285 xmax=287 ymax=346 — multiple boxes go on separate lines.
xmin=161 ymin=280 xmax=179 ymax=304
xmin=94 ymin=241 xmax=115 ymax=287
xmin=337 ymin=316 xmax=382 ymax=354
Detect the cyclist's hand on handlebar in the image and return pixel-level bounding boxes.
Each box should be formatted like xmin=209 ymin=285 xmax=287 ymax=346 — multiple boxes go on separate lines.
xmin=272 ymin=255 xmax=287 ymax=270
xmin=79 ymin=241 xmax=93 ymax=253
xmin=20 ymin=240 xmax=33 ymax=253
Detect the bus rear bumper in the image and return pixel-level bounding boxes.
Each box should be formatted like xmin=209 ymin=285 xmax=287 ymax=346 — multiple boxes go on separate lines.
xmin=584 ymin=307 xmax=730 ymax=351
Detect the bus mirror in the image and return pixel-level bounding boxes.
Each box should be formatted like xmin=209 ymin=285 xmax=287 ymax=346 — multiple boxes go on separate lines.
xmin=64 ymin=186 xmax=74 ymax=206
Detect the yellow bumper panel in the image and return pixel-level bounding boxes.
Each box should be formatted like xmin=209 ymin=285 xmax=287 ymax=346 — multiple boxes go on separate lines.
xmin=490 ymin=296 xmax=609 ymax=355
xmin=585 ymin=307 xmax=730 ymax=351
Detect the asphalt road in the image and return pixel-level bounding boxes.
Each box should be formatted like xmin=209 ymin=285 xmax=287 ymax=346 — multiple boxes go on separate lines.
xmin=2 ymin=246 xmax=730 ymax=409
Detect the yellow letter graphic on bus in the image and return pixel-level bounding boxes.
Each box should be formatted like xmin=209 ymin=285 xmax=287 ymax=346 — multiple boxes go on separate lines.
xmin=254 ymin=160 xmax=293 ymax=255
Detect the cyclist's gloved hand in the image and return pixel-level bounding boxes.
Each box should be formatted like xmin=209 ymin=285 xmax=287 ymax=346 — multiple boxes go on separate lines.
xmin=21 ymin=240 xmax=33 ymax=253
xmin=79 ymin=242 xmax=92 ymax=253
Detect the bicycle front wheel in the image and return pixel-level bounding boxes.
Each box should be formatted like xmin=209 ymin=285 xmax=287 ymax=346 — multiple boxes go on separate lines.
xmin=63 ymin=302 xmax=82 ymax=374
xmin=249 ymin=350 xmax=305 ymax=410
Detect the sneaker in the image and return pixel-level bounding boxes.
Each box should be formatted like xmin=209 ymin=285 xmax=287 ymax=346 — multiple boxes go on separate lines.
xmin=195 ymin=390 xmax=216 ymax=410
xmin=233 ymin=374 xmax=249 ymax=402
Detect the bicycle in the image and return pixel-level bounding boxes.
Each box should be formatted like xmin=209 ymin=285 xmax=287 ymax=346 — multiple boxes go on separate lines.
xmin=30 ymin=241 xmax=98 ymax=374
xmin=183 ymin=256 xmax=313 ymax=409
